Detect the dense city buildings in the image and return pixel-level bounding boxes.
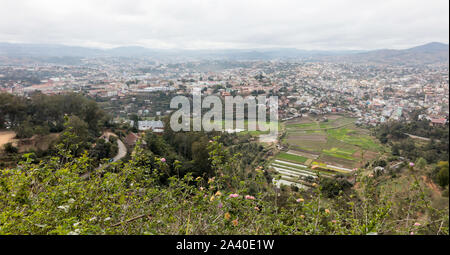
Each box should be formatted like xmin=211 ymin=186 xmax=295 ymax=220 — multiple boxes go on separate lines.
xmin=1 ymin=56 xmax=448 ymax=128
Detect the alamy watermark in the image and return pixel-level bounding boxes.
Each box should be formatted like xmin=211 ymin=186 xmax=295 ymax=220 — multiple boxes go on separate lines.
xmin=169 ymin=92 xmax=278 ymax=139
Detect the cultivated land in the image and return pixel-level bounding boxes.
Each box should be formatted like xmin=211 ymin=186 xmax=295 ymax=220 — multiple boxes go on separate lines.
xmin=282 ymin=114 xmax=383 ymax=167
xmin=270 ymin=114 xmax=385 ymax=188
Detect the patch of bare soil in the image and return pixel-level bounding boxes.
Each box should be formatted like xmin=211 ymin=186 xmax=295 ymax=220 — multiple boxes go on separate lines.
xmin=287 ymin=149 xmax=319 ymax=159
xmin=318 ymin=154 xmax=356 ymax=168
xmin=352 ymin=150 xmax=378 ymax=160
xmin=0 ymin=131 xmax=17 ymax=147
xmin=285 ymin=116 xmax=314 ymax=125
xmin=422 ymin=175 xmax=441 ymax=197
xmin=17 ymin=133 xmax=60 ymax=152
xmin=324 ymin=114 xmax=342 ymax=120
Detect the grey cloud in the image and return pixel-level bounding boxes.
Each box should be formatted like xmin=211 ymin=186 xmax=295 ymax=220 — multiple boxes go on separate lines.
xmin=0 ymin=0 xmax=448 ymax=50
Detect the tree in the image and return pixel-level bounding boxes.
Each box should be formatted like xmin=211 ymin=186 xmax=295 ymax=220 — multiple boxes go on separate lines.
xmin=91 ymin=139 xmax=114 ymax=161
xmin=34 ymin=125 xmax=50 ymax=137
xmin=15 ymin=119 xmax=34 ymax=139
xmin=320 ymin=175 xmax=353 ymax=198
xmin=191 ymin=138 xmax=212 ymax=177
xmin=415 ymin=157 xmax=427 ymax=170
xmin=437 ymin=161 xmax=449 ymax=188
xmin=57 ymin=115 xmax=91 ymax=158
xmin=130 ymin=114 xmax=139 ymax=132
xmin=65 ymin=116 xmax=89 ymax=139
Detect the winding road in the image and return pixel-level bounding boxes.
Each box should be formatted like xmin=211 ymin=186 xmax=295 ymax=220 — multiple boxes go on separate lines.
xmin=81 ymin=132 xmax=127 ymax=179
xmin=104 ymin=132 xmax=127 ymax=163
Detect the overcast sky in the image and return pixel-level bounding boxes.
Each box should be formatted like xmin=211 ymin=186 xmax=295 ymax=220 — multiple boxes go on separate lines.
xmin=0 ymin=0 xmax=448 ymax=50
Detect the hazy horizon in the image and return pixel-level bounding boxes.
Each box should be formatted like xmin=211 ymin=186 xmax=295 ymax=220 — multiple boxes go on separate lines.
xmin=1 ymin=41 xmax=448 ymax=52
xmin=0 ymin=0 xmax=448 ymax=51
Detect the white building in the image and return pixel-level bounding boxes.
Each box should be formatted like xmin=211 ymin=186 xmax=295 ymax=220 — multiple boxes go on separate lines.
xmin=138 ymin=120 xmax=164 ymax=132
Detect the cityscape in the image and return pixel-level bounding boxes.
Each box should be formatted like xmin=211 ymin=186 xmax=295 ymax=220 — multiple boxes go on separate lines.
xmin=0 ymin=0 xmax=448 ymax=242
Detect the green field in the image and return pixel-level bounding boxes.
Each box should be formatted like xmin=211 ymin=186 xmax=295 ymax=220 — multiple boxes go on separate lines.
xmin=281 ymin=115 xmax=383 ymax=168
xmin=276 ymin=152 xmax=308 ymax=164
xmin=322 ymin=147 xmax=357 ymax=160
xmin=326 ymin=128 xmax=382 ymax=151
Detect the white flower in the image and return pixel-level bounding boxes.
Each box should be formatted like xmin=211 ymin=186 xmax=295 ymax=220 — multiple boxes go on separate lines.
xmin=68 ymin=198 xmax=75 ymax=204
xmin=57 ymin=205 xmax=69 ymax=213
xmin=104 ymin=217 xmax=112 ymax=221
xmin=68 ymin=229 xmax=80 ymax=235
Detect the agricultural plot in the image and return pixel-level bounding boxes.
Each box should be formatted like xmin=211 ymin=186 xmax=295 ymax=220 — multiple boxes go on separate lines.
xmin=276 ymin=152 xmax=308 ymax=164
xmin=269 ymin=152 xmax=337 ymax=190
xmin=326 ymin=128 xmax=382 ymax=151
xmin=270 ymin=157 xmax=316 ymax=189
xmin=210 ymin=120 xmax=280 ymax=138
xmin=281 ymin=115 xmax=383 ymax=169
xmin=322 ymin=147 xmax=357 ymax=160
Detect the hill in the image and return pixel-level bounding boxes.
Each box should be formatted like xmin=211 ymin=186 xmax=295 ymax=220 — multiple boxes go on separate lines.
xmin=321 ymin=42 xmax=449 ymax=65
xmin=1 ymin=42 xmax=447 ymax=64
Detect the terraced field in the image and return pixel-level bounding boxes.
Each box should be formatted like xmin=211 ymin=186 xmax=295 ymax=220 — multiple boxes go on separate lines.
xmin=278 ymin=115 xmax=384 ymax=176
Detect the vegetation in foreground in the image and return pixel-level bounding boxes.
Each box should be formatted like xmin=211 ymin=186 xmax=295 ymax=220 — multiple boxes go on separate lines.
xmin=0 ymin=127 xmax=447 ymax=235
xmin=0 ymin=94 xmax=448 ymax=235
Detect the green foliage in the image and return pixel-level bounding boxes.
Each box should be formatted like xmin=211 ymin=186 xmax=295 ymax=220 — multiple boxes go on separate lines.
xmin=375 ymin=120 xmax=449 ymax=163
xmin=319 ymin=174 xmax=353 ymax=198
xmin=372 ymin=159 xmax=387 ymax=168
xmin=415 ymin=157 xmax=427 ymax=170
xmin=436 ymin=162 xmax=449 ymax=188
xmin=276 ymin=152 xmax=308 ymax=164
xmin=91 ymin=139 xmax=118 ymax=162
xmin=0 ymin=92 xmax=108 ymax=138
xmin=0 ymin=134 xmax=447 ymax=235
xmin=15 ymin=119 xmax=34 ymax=139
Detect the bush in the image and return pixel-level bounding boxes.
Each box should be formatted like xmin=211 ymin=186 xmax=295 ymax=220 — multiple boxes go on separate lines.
xmin=0 ymin=136 xmax=447 ymax=235
xmin=373 ymin=159 xmax=387 ymax=168
xmin=3 ymin=143 xmax=18 ymax=154
xmin=320 ymin=175 xmax=353 ymax=198
xmin=431 ymin=161 xmax=449 ymax=188
xmin=415 ymin=157 xmax=427 ymax=170
xmin=437 ymin=164 xmax=449 ymax=188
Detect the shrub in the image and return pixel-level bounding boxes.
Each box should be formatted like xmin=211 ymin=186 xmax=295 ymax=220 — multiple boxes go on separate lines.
xmin=3 ymin=142 xmax=18 ymax=154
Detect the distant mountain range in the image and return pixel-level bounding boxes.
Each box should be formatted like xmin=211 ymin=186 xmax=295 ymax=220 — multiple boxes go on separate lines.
xmin=319 ymin=42 xmax=449 ymax=64
xmin=0 ymin=42 xmax=448 ymax=64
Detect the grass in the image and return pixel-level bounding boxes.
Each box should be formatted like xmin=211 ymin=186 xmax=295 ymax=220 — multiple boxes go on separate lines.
xmin=322 ymin=147 xmax=357 ymax=160
xmin=286 ymin=122 xmax=319 ymax=129
xmin=276 ymin=152 xmax=308 ymax=164
xmin=326 ymin=128 xmax=382 ymax=151
xmin=238 ymin=130 xmax=270 ymax=136
xmin=319 ymin=123 xmax=333 ymax=129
